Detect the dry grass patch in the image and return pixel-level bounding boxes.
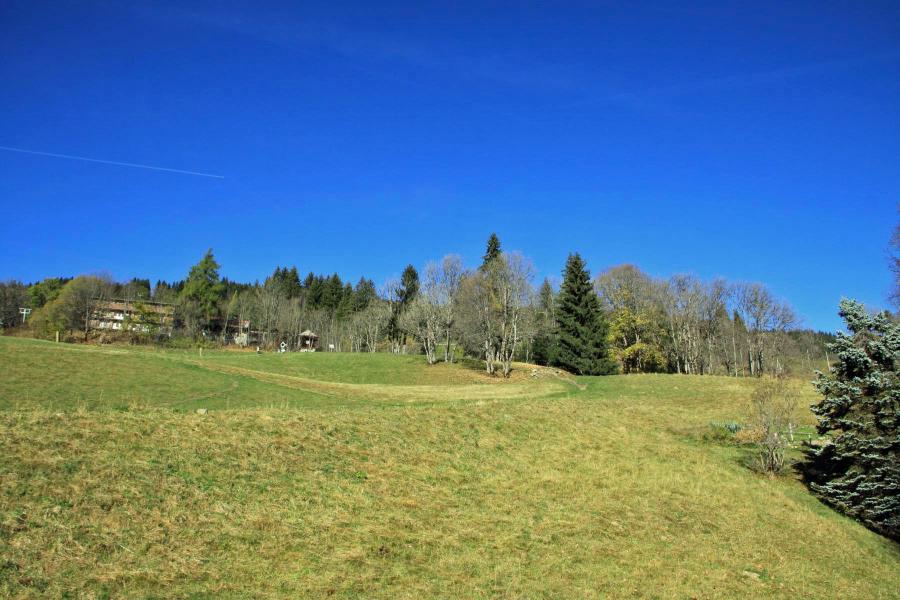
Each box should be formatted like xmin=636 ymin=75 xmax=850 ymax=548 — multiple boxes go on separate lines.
xmin=2 ymin=398 xmax=898 ymax=598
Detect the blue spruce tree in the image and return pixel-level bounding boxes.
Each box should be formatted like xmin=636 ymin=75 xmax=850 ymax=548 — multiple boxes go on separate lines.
xmin=804 ymin=299 xmax=899 ymax=540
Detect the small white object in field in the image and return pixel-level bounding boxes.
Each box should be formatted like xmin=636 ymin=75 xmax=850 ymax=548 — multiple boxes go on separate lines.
xmin=196 ymin=408 xmax=208 ymax=415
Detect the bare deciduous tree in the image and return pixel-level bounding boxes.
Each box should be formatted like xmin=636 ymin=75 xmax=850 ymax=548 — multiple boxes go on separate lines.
xmin=399 ymin=296 xmax=442 ymax=364
xmin=457 ymin=253 xmax=534 ymax=377
xmin=433 ymin=255 xmax=463 ymax=362
xmin=361 ymin=301 xmax=391 ymax=352
xmin=734 ymin=283 xmax=796 ymax=376
xmin=255 ymin=279 xmax=283 ymax=346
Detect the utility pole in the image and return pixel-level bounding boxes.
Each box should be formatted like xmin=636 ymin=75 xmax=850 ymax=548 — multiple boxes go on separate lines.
xmin=19 ymin=307 xmax=31 ymax=324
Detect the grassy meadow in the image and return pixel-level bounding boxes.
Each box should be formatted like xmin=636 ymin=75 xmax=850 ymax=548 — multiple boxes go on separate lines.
xmin=0 ymin=336 xmax=897 ymax=598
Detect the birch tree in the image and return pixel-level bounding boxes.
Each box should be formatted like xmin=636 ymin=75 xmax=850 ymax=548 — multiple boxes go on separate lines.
xmin=362 ymin=300 xmax=390 ymax=352
xmin=457 ymin=253 xmax=534 ymax=377
xmin=400 ymin=296 xmax=443 ymax=364
xmin=442 ymin=255 xmax=464 ymax=362
xmin=734 ymin=282 xmax=797 ymax=376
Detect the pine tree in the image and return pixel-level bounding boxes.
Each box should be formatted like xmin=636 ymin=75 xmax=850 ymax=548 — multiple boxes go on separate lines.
xmin=388 ymin=265 xmax=420 ymax=352
xmin=181 ymin=249 xmax=224 ymax=325
xmin=336 ymin=283 xmax=355 ymax=320
xmin=353 ymin=277 xmax=377 ymax=311
xmin=286 ymin=267 xmax=301 ymax=298
xmin=399 ymin=265 xmax=420 ymax=305
xmin=480 ymin=233 xmax=502 ymax=270
xmin=803 ymin=299 xmax=899 ymax=540
xmin=321 ymin=274 xmax=344 ymax=311
xmin=554 ymin=253 xmax=616 ymax=375
xmin=532 ymin=278 xmax=558 ymax=366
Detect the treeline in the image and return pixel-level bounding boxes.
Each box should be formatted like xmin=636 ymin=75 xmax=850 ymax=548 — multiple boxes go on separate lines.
xmin=590 ymin=264 xmax=811 ymax=376
xmin=0 ymin=236 xmax=832 ymax=376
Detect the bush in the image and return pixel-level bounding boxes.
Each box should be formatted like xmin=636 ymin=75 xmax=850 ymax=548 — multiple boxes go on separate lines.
xmin=619 ymin=342 xmax=667 ymax=374
xmin=748 ymin=378 xmax=798 ymax=474
xmin=702 ymin=421 xmax=744 ymax=444
xmin=734 ymin=426 xmax=765 ymax=445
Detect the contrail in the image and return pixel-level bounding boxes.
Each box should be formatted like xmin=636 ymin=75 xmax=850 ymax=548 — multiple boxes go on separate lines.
xmin=0 ymin=145 xmax=225 ymax=179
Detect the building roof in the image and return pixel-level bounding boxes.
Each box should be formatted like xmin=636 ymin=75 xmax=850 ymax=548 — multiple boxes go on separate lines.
xmin=95 ymin=299 xmax=174 ymax=314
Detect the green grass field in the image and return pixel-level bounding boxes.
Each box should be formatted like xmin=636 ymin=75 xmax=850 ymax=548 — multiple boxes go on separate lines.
xmin=0 ymin=337 xmax=897 ymax=598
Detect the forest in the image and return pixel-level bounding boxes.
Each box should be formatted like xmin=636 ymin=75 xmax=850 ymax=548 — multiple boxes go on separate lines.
xmin=0 ymin=234 xmax=832 ymax=378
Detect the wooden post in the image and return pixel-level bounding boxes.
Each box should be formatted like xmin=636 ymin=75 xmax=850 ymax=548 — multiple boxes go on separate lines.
xmin=55 ymin=330 xmax=59 ymax=343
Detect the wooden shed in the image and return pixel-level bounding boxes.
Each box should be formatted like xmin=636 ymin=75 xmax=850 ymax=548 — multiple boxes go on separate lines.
xmin=299 ymin=330 xmax=319 ymax=352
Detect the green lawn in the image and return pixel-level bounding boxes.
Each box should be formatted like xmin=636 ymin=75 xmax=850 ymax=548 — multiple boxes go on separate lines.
xmin=200 ymin=349 xmax=494 ymax=385
xmin=0 ymin=337 xmax=897 ymax=598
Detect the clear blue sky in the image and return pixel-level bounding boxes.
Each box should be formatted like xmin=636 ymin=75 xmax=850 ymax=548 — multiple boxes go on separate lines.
xmin=1 ymin=1 xmax=898 ymax=331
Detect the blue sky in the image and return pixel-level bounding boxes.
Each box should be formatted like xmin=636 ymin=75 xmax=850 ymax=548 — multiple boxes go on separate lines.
xmin=1 ymin=1 xmax=898 ymax=331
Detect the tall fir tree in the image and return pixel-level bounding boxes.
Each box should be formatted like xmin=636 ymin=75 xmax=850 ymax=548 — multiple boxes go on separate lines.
xmin=480 ymin=233 xmax=502 ymax=270
xmin=181 ymin=248 xmax=224 ymax=325
xmin=323 ymin=274 xmax=344 ymax=311
xmin=532 ymin=278 xmax=559 ymax=366
xmin=389 ymin=265 xmax=420 ymax=351
xmin=803 ymin=300 xmax=899 ymax=540
xmin=285 ymin=266 xmax=302 ymax=298
xmin=554 ymin=253 xmax=616 ymax=375
xmin=396 ymin=265 xmax=419 ymax=308
xmin=353 ymin=277 xmax=378 ymax=311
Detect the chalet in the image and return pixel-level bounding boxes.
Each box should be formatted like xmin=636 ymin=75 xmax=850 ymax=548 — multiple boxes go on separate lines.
xmin=90 ymin=299 xmax=174 ymax=334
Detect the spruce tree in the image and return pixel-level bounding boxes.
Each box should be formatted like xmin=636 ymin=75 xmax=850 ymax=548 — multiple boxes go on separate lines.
xmin=804 ymin=299 xmax=899 ymax=540
xmin=481 ymin=233 xmax=502 ymax=270
xmin=181 ymin=249 xmax=224 ymax=325
xmin=532 ymin=278 xmax=559 ymax=366
xmin=389 ymin=265 xmax=420 ymax=351
xmin=286 ymin=266 xmax=302 ymax=298
xmin=554 ymin=253 xmax=616 ymax=375
xmin=353 ymin=277 xmax=377 ymax=311
xmin=399 ymin=265 xmax=420 ymax=306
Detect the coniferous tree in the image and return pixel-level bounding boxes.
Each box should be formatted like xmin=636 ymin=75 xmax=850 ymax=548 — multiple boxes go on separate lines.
xmin=399 ymin=265 xmax=420 ymax=306
xmin=480 ymin=233 xmax=502 ymax=270
xmin=388 ymin=265 xmax=420 ymax=352
xmin=269 ymin=266 xmax=302 ymax=298
xmin=532 ymin=278 xmax=559 ymax=366
xmin=336 ymin=283 xmax=355 ymax=320
xmin=353 ymin=278 xmax=378 ymax=311
xmin=554 ymin=253 xmax=616 ymax=375
xmin=890 ymin=223 xmax=900 ymax=310
xmin=803 ymin=300 xmax=899 ymax=540
xmin=305 ymin=272 xmax=323 ymax=307
xmin=181 ymin=249 xmax=224 ymax=327
xmin=323 ymin=274 xmax=344 ymax=311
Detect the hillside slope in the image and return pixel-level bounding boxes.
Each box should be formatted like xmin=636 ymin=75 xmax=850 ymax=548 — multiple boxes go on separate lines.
xmin=0 ymin=337 xmax=896 ymax=598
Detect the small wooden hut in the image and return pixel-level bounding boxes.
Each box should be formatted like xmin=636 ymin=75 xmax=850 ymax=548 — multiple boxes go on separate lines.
xmin=299 ymin=330 xmax=319 ymax=352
